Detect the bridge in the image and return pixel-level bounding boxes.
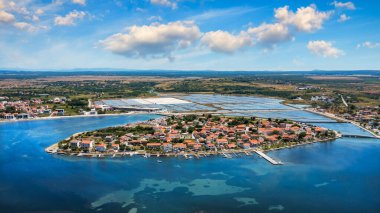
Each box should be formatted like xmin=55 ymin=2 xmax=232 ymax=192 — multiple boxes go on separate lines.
xmin=341 ymin=134 xmax=380 ymax=139
xmin=300 ymin=121 xmax=349 ymax=124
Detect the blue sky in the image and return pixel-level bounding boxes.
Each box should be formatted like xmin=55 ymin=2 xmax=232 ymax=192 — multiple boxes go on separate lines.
xmin=0 ymin=0 xmax=379 ymax=70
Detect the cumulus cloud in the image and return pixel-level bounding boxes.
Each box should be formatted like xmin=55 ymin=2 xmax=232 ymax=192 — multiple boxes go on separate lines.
xmin=100 ymin=21 xmax=201 ymax=59
xmin=338 ymin=14 xmax=350 ymax=22
xmin=151 ymin=0 xmax=177 ymax=9
xmin=13 ymin=21 xmax=38 ymax=32
xmin=7 ymin=1 xmax=30 ymax=15
xmin=331 ymin=1 xmax=356 ymax=10
xmin=0 ymin=1 xmax=48 ymax=32
xmin=357 ymin=41 xmax=380 ymax=49
xmin=275 ymin=5 xmax=331 ymax=32
xmin=307 ymin=40 xmax=344 ymax=58
xmin=200 ymin=5 xmax=330 ymax=53
xmin=248 ymin=23 xmax=293 ymax=46
xmin=201 ymin=30 xmax=251 ymax=53
xmin=72 ymin=0 xmax=86 ymax=5
xmin=100 ymin=4 xmax=334 ymax=57
xmin=0 ymin=10 xmax=15 ymax=23
xmin=54 ymin=10 xmax=86 ymax=26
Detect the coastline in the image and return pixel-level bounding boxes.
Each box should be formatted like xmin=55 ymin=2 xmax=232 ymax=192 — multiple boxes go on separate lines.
xmin=0 ymin=111 xmax=161 ymax=124
xmin=46 ymin=131 xmax=341 ymax=162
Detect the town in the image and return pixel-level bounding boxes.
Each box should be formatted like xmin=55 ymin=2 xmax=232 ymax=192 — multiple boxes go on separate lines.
xmin=0 ymin=96 xmax=97 ymax=120
xmin=52 ymin=114 xmax=338 ymax=159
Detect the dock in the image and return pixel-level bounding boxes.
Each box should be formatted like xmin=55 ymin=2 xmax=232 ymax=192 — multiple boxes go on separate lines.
xmin=254 ymin=150 xmax=283 ymax=165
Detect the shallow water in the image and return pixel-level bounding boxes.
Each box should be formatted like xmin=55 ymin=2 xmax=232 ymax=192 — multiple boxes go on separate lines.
xmin=1 ymin=113 xmax=380 ymax=212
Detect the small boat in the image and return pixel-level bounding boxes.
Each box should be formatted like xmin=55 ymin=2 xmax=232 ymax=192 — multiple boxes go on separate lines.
xmin=157 ymin=160 xmax=163 ymax=163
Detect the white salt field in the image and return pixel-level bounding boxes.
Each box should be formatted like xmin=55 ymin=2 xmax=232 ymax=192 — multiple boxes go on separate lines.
xmin=95 ymin=95 xmax=337 ymax=123
xmin=96 ymin=94 xmax=376 ymax=137
xmin=95 ymin=97 xmax=217 ymax=112
xmin=96 ymin=94 xmax=298 ymax=113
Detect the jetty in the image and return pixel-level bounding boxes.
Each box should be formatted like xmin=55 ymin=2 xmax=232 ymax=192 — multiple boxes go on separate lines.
xmin=254 ymin=150 xmax=283 ymax=165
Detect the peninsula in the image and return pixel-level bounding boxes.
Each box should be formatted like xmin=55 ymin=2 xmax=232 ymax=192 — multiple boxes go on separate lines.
xmin=48 ymin=114 xmax=338 ymax=158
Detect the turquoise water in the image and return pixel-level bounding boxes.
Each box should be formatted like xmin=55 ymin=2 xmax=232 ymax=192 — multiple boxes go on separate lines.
xmin=1 ymin=114 xmax=380 ymax=212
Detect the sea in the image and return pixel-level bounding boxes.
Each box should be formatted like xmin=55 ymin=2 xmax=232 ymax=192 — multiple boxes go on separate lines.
xmin=1 ymin=104 xmax=380 ymax=212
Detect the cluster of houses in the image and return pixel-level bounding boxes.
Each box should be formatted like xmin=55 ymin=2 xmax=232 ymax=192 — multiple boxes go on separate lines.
xmin=61 ymin=115 xmax=330 ymax=154
xmin=311 ymin=96 xmax=335 ymax=103
xmin=339 ymin=106 xmax=380 ymax=135
xmin=0 ymin=98 xmax=66 ymax=120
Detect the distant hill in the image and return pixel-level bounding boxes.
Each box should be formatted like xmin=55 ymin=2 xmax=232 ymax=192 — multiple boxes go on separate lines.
xmin=0 ymin=69 xmax=379 ymax=79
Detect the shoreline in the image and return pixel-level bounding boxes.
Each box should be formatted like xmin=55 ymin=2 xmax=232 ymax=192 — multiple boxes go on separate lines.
xmin=0 ymin=111 xmax=162 ymax=124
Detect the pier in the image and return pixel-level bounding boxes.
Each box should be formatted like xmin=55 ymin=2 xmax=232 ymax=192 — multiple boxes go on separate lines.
xmin=254 ymin=150 xmax=283 ymax=165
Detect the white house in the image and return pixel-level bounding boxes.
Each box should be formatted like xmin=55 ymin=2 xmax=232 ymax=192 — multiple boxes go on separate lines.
xmin=80 ymin=139 xmax=94 ymax=151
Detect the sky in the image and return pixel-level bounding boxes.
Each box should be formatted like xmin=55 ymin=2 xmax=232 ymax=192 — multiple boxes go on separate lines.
xmin=0 ymin=0 xmax=379 ymax=71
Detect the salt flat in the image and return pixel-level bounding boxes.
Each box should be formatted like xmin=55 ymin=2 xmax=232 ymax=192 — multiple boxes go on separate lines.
xmin=133 ymin=97 xmax=190 ymax=105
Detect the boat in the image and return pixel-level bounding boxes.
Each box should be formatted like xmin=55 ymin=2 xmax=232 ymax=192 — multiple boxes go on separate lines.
xmin=157 ymin=160 xmax=162 ymax=163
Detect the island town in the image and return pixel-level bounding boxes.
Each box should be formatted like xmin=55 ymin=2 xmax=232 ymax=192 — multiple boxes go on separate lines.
xmin=48 ymin=114 xmax=338 ymax=163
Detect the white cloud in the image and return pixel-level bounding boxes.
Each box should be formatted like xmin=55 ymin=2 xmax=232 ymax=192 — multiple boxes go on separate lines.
xmin=189 ymin=7 xmax=256 ymax=23
xmin=54 ymin=10 xmax=86 ymax=26
xmin=275 ymin=5 xmax=331 ymax=32
xmin=248 ymin=23 xmax=292 ymax=46
xmin=201 ymin=30 xmax=252 ymax=53
xmin=338 ymin=14 xmax=350 ymax=22
xmin=35 ymin=8 xmax=44 ymax=15
xmin=13 ymin=21 xmax=38 ymax=32
xmin=331 ymin=1 xmax=356 ymax=10
xmin=72 ymin=0 xmax=86 ymax=5
xmin=200 ymin=5 xmax=330 ymax=53
xmin=307 ymin=40 xmax=344 ymax=58
xmin=148 ymin=15 xmax=163 ymax=22
xmin=7 ymin=1 xmax=31 ymax=15
xmin=0 ymin=10 xmax=15 ymax=23
xmin=100 ymin=21 xmax=201 ymax=59
xmin=150 ymin=0 xmax=177 ymax=9
xmin=357 ymin=41 xmax=380 ymax=49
